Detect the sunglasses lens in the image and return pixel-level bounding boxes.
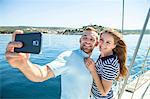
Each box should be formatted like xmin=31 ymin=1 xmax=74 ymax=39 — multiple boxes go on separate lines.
xmin=104 ymin=30 xmax=112 ymax=34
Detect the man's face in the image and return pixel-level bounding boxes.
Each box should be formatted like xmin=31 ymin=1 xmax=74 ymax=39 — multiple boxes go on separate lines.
xmin=80 ymin=30 xmax=98 ymax=54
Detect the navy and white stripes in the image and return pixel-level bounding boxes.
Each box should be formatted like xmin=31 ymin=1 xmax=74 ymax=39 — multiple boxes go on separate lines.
xmin=91 ymin=54 xmax=120 ymax=99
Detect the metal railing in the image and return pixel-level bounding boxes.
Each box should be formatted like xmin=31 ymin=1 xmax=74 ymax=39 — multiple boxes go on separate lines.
xmin=118 ymin=7 xmax=150 ymax=99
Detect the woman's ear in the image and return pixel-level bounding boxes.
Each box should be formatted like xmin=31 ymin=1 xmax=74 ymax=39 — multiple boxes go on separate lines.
xmin=113 ymin=44 xmax=116 ymax=49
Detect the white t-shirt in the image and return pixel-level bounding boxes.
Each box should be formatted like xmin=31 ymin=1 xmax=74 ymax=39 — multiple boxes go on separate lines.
xmin=46 ymin=49 xmax=93 ymax=99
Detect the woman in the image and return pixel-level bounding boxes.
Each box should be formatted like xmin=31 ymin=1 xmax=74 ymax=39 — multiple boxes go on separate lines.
xmin=85 ymin=28 xmax=128 ymax=99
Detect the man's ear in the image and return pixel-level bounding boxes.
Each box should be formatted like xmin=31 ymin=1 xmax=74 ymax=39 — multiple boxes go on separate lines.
xmin=95 ymin=41 xmax=99 ymax=47
xmin=79 ymin=38 xmax=81 ymax=43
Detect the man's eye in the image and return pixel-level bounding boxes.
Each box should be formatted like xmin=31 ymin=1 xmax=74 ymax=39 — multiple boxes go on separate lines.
xmin=90 ymin=39 xmax=94 ymax=41
xmin=83 ymin=37 xmax=87 ymax=39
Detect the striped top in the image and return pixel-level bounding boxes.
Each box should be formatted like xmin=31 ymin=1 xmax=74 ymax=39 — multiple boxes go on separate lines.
xmin=91 ymin=54 xmax=120 ymax=99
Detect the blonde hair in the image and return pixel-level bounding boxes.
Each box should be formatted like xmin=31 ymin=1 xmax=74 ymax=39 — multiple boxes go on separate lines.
xmin=85 ymin=27 xmax=97 ymax=32
xmin=84 ymin=27 xmax=99 ymax=41
xmin=101 ymin=28 xmax=128 ymax=79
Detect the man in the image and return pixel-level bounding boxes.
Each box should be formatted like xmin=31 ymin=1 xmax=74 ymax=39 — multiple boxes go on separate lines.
xmin=5 ymin=27 xmax=99 ymax=99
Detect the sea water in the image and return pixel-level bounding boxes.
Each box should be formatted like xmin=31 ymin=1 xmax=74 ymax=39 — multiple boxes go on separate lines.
xmin=0 ymin=34 xmax=149 ymax=99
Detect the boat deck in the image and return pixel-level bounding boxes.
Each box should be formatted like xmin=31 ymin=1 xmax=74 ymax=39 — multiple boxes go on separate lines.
xmin=116 ymin=71 xmax=150 ymax=99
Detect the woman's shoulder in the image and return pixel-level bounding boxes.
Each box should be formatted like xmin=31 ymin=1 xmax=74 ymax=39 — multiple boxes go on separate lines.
xmin=100 ymin=54 xmax=117 ymax=63
xmin=99 ymin=55 xmax=119 ymax=68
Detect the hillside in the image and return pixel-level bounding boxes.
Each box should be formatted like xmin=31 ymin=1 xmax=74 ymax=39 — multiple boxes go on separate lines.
xmin=0 ymin=25 xmax=149 ymax=35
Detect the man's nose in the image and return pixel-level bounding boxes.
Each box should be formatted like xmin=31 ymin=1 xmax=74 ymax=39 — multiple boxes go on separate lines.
xmin=85 ymin=39 xmax=91 ymax=44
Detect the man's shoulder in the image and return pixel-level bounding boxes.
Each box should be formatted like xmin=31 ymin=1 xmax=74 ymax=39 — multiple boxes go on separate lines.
xmin=60 ymin=50 xmax=73 ymax=56
xmin=58 ymin=49 xmax=80 ymax=58
xmin=59 ymin=49 xmax=78 ymax=57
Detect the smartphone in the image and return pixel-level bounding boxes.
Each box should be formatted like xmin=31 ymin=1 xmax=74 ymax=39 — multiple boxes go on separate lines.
xmin=14 ymin=32 xmax=42 ymax=54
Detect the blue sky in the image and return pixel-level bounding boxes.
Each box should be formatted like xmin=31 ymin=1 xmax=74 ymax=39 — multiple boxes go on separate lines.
xmin=0 ymin=0 xmax=149 ymax=29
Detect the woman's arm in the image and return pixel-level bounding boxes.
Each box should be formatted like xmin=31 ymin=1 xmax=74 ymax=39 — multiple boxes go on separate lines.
xmin=85 ymin=58 xmax=112 ymax=96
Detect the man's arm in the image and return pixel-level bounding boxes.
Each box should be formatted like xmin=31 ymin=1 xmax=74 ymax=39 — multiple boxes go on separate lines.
xmin=18 ymin=60 xmax=55 ymax=82
xmin=5 ymin=30 xmax=54 ymax=82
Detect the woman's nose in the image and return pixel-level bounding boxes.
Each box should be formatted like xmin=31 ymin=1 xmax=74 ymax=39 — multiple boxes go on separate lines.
xmin=101 ymin=43 xmax=107 ymax=48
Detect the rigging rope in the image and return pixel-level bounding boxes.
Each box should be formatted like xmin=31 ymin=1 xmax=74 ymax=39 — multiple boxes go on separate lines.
xmin=131 ymin=47 xmax=150 ymax=99
xmin=118 ymin=7 xmax=150 ymax=99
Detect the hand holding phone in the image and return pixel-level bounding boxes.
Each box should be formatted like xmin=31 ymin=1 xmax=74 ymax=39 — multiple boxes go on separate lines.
xmin=14 ymin=32 xmax=42 ymax=54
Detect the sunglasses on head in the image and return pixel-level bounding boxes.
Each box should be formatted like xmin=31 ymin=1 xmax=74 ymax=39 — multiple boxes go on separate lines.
xmin=104 ymin=30 xmax=113 ymax=34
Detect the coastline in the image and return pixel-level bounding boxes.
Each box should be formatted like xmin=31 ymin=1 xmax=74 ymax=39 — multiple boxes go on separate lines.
xmin=0 ymin=25 xmax=150 ymax=35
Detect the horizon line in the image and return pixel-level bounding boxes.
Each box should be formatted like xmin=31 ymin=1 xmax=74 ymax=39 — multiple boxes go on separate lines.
xmin=0 ymin=25 xmax=149 ymax=30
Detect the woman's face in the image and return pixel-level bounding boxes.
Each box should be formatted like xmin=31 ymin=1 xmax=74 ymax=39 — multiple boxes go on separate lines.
xmin=99 ymin=33 xmax=116 ymax=55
